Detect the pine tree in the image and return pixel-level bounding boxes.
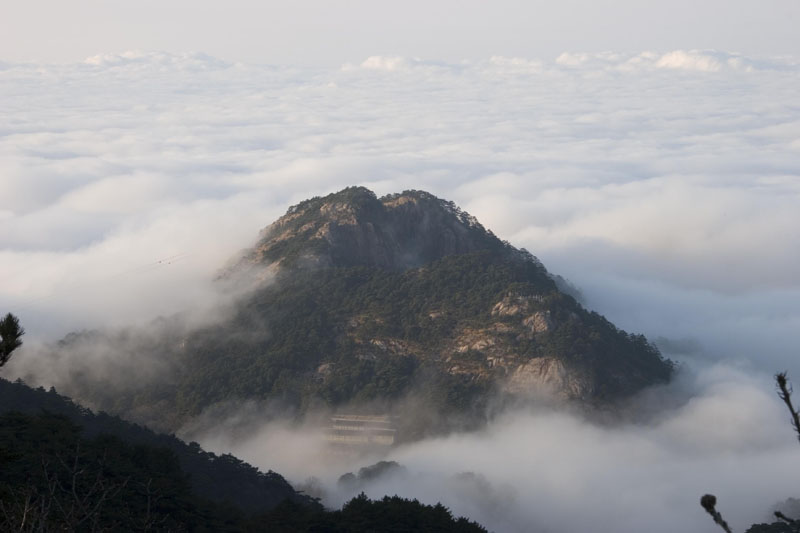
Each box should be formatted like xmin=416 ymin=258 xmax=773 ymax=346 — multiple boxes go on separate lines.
xmin=0 ymin=313 xmax=24 ymax=368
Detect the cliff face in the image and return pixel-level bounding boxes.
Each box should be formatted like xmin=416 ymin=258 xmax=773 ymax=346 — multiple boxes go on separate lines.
xmin=443 ymin=291 xmax=593 ymax=400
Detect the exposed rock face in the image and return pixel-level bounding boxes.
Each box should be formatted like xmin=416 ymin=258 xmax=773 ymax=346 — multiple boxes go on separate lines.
xmin=505 ymin=358 xmax=592 ymax=399
xmin=523 ymin=311 xmax=552 ymax=335
xmin=441 ymin=294 xmax=586 ymax=400
xmin=491 ymin=293 xmax=546 ymax=317
xmin=228 ymin=187 xmax=512 ymax=275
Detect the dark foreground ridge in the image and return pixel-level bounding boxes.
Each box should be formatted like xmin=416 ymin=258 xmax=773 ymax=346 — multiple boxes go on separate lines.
xmin=0 ymin=377 xmax=311 ymax=514
xmin=0 ymin=378 xmax=487 ymax=532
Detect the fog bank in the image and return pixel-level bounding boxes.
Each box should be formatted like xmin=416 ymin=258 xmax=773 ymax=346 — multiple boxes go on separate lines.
xmin=189 ymin=363 xmax=798 ymax=533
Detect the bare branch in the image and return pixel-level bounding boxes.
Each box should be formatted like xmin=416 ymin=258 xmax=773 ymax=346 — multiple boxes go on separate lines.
xmin=776 ymin=372 xmax=800 ymax=445
xmin=700 ymin=494 xmax=733 ymax=533
xmin=774 ymin=510 xmax=800 ymax=526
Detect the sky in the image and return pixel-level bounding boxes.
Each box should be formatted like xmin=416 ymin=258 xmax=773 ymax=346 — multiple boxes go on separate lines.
xmin=2 ymin=1 xmax=800 ymax=65
xmin=1 ymin=3 xmax=800 ymax=532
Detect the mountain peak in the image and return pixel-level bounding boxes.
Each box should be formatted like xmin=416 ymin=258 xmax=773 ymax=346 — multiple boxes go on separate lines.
xmin=37 ymin=186 xmax=673 ymax=437
xmin=238 ymin=187 xmax=510 ymax=272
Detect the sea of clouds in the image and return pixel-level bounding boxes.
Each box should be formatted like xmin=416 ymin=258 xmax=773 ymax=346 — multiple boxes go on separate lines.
xmin=1 ymin=49 xmax=799 ymax=532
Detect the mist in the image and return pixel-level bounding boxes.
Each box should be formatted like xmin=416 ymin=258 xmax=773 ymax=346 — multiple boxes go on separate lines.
xmin=185 ymin=363 xmax=798 ymax=533
xmin=2 ymin=50 xmax=799 ymax=531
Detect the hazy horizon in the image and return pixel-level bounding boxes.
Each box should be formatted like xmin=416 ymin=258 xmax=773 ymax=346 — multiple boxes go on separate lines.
xmin=2 ymin=1 xmax=799 ymax=65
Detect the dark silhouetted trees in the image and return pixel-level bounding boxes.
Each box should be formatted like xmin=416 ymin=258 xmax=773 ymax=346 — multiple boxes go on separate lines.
xmin=0 ymin=313 xmax=24 ymax=368
xmin=0 ymin=378 xmax=490 ymax=532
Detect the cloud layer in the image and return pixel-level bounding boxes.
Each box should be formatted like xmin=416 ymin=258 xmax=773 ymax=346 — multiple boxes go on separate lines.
xmin=2 ymin=50 xmax=797 ymax=365
xmin=1 ymin=50 xmax=799 ymax=531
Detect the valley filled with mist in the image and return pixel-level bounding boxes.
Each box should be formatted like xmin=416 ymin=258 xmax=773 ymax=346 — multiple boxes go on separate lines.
xmin=2 ymin=44 xmax=799 ymax=532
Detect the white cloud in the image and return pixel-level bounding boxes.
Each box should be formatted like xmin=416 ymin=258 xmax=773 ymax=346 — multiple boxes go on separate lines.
xmin=357 ymin=56 xmax=412 ymax=71
xmin=58 ymin=173 xmax=175 ymax=214
xmin=656 ymin=50 xmax=726 ymax=72
xmin=82 ymin=50 xmax=233 ymax=71
xmin=1 ymin=49 xmax=799 ymax=531
xmin=554 ymin=49 xmax=799 ymax=73
xmin=487 ymin=56 xmax=545 ymax=74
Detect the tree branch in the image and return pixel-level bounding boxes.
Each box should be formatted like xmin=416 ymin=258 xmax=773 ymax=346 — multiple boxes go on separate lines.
xmin=776 ymin=372 xmax=800 ymax=445
xmin=701 ymin=494 xmax=733 ymax=533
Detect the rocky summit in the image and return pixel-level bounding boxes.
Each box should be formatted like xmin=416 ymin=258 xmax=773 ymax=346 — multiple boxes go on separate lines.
xmin=227 ymin=186 xmax=514 ymax=273
xmin=41 ymin=187 xmax=673 ymax=437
